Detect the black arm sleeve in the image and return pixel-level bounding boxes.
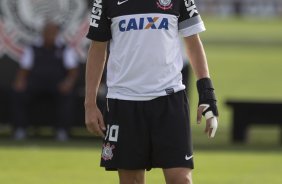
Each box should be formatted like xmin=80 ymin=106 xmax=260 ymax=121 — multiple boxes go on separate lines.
xmin=178 ymin=0 xmax=200 ymax=23
xmin=86 ymin=0 xmax=112 ymax=42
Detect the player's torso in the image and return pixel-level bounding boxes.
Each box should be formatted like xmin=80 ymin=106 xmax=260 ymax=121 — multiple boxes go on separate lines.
xmin=90 ymin=0 xmax=198 ymax=100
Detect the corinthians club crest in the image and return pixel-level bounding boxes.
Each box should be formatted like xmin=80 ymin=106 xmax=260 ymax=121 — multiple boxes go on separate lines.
xmin=157 ymin=0 xmax=173 ymax=10
xmin=102 ymin=143 xmax=115 ymax=161
xmin=0 ymin=0 xmax=90 ymax=60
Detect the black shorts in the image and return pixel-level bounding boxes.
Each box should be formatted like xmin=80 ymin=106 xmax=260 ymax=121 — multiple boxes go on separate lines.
xmin=100 ymin=90 xmax=194 ymax=170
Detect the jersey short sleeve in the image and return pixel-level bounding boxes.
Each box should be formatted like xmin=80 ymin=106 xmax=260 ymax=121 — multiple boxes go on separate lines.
xmin=178 ymin=0 xmax=206 ymax=37
xmin=86 ymin=0 xmax=112 ymax=41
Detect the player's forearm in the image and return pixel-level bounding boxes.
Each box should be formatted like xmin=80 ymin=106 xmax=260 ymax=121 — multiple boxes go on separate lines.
xmin=85 ymin=41 xmax=107 ymax=106
xmin=184 ymin=34 xmax=210 ymax=79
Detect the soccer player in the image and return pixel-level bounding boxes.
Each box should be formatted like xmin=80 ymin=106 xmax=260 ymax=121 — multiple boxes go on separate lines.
xmin=12 ymin=22 xmax=79 ymax=141
xmin=85 ymin=0 xmax=219 ymax=183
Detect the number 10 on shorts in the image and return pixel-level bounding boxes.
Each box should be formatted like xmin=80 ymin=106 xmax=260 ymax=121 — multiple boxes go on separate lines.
xmin=105 ymin=125 xmax=119 ymax=142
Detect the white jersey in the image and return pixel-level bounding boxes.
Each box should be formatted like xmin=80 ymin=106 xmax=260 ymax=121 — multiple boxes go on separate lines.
xmin=87 ymin=0 xmax=205 ymax=100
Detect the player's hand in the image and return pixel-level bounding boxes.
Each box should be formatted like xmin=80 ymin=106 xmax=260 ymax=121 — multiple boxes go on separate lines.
xmin=197 ymin=105 xmax=218 ymax=138
xmin=196 ymin=78 xmax=219 ymax=138
xmin=85 ymin=103 xmax=106 ymax=137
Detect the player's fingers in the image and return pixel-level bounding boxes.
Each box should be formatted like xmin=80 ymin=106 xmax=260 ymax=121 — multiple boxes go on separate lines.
xmin=97 ymin=111 xmax=106 ymax=131
xmin=208 ymin=128 xmax=213 ymax=138
xmin=85 ymin=116 xmax=102 ymax=137
xmin=97 ymin=113 xmax=106 ymax=138
xmin=89 ymin=120 xmax=104 ymax=137
xmin=85 ymin=121 xmax=97 ymax=135
xmin=205 ymin=119 xmax=210 ymax=134
xmin=95 ymin=123 xmax=105 ymax=138
xmin=209 ymin=117 xmax=218 ymax=138
xmin=206 ymin=117 xmax=218 ymax=138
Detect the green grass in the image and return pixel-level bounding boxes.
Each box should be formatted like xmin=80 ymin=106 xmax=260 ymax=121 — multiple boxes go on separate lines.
xmin=0 ymin=140 xmax=281 ymax=184
xmin=1 ymin=18 xmax=282 ymax=183
xmin=201 ymin=17 xmax=282 ymax=43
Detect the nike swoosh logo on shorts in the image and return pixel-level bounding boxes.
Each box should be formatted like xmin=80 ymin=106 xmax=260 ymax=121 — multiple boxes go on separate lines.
xmin=117 ymin=0 xmax=129 ymax=5
xmin=185 ymin=155 xmax=193 ymax=161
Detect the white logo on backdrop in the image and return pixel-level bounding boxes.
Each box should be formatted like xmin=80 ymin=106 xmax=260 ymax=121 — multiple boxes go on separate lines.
xmin=0 ymin=0 xmax=90 ymax=61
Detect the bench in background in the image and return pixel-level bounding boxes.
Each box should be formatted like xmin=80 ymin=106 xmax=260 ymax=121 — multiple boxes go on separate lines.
xmin=226 ymin=100 xmax=282 ymax=143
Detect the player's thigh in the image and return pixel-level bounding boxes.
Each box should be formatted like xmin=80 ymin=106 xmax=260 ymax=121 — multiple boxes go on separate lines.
xmin=118 ymin=169 xmax=145 ymax=184
xmin=163 ymin=168 xmax=193 ymax=184
xmin=101 ymin=99 xmax=151 ymax=170
xmin=150 ymin=90 xmax=194 ymax=169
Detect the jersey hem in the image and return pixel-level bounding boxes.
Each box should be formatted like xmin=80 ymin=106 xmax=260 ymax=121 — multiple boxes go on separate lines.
xmin=106 ymin=86 xmax=186 ymax=101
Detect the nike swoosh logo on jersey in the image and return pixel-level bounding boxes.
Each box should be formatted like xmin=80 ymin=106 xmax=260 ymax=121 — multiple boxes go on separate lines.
xmin=117 ymin=0 xmax=129 ymax=5
xmin=185 ymin=155 xmax=193 ymax=161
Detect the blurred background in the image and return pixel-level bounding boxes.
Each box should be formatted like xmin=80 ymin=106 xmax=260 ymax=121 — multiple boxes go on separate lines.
xmin=0 ymin=0 xmax=281 ymax=183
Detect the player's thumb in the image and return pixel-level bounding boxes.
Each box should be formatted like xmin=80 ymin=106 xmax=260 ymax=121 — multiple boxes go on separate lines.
xmin=197 ymin=106 xmax=204 ymax=124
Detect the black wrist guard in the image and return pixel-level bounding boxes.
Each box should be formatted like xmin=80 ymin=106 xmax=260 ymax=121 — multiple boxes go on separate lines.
xmin=197 ymin=78 xmax=219 ymax=117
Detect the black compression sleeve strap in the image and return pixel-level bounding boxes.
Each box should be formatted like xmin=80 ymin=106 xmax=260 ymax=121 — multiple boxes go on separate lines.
xmin=196 ymin=78 xmax=218 ymax=116
xmin=197 ymin=78 xmax=214 ymax=91
xmin=197 ymin=78 xmax=217 ymax=102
